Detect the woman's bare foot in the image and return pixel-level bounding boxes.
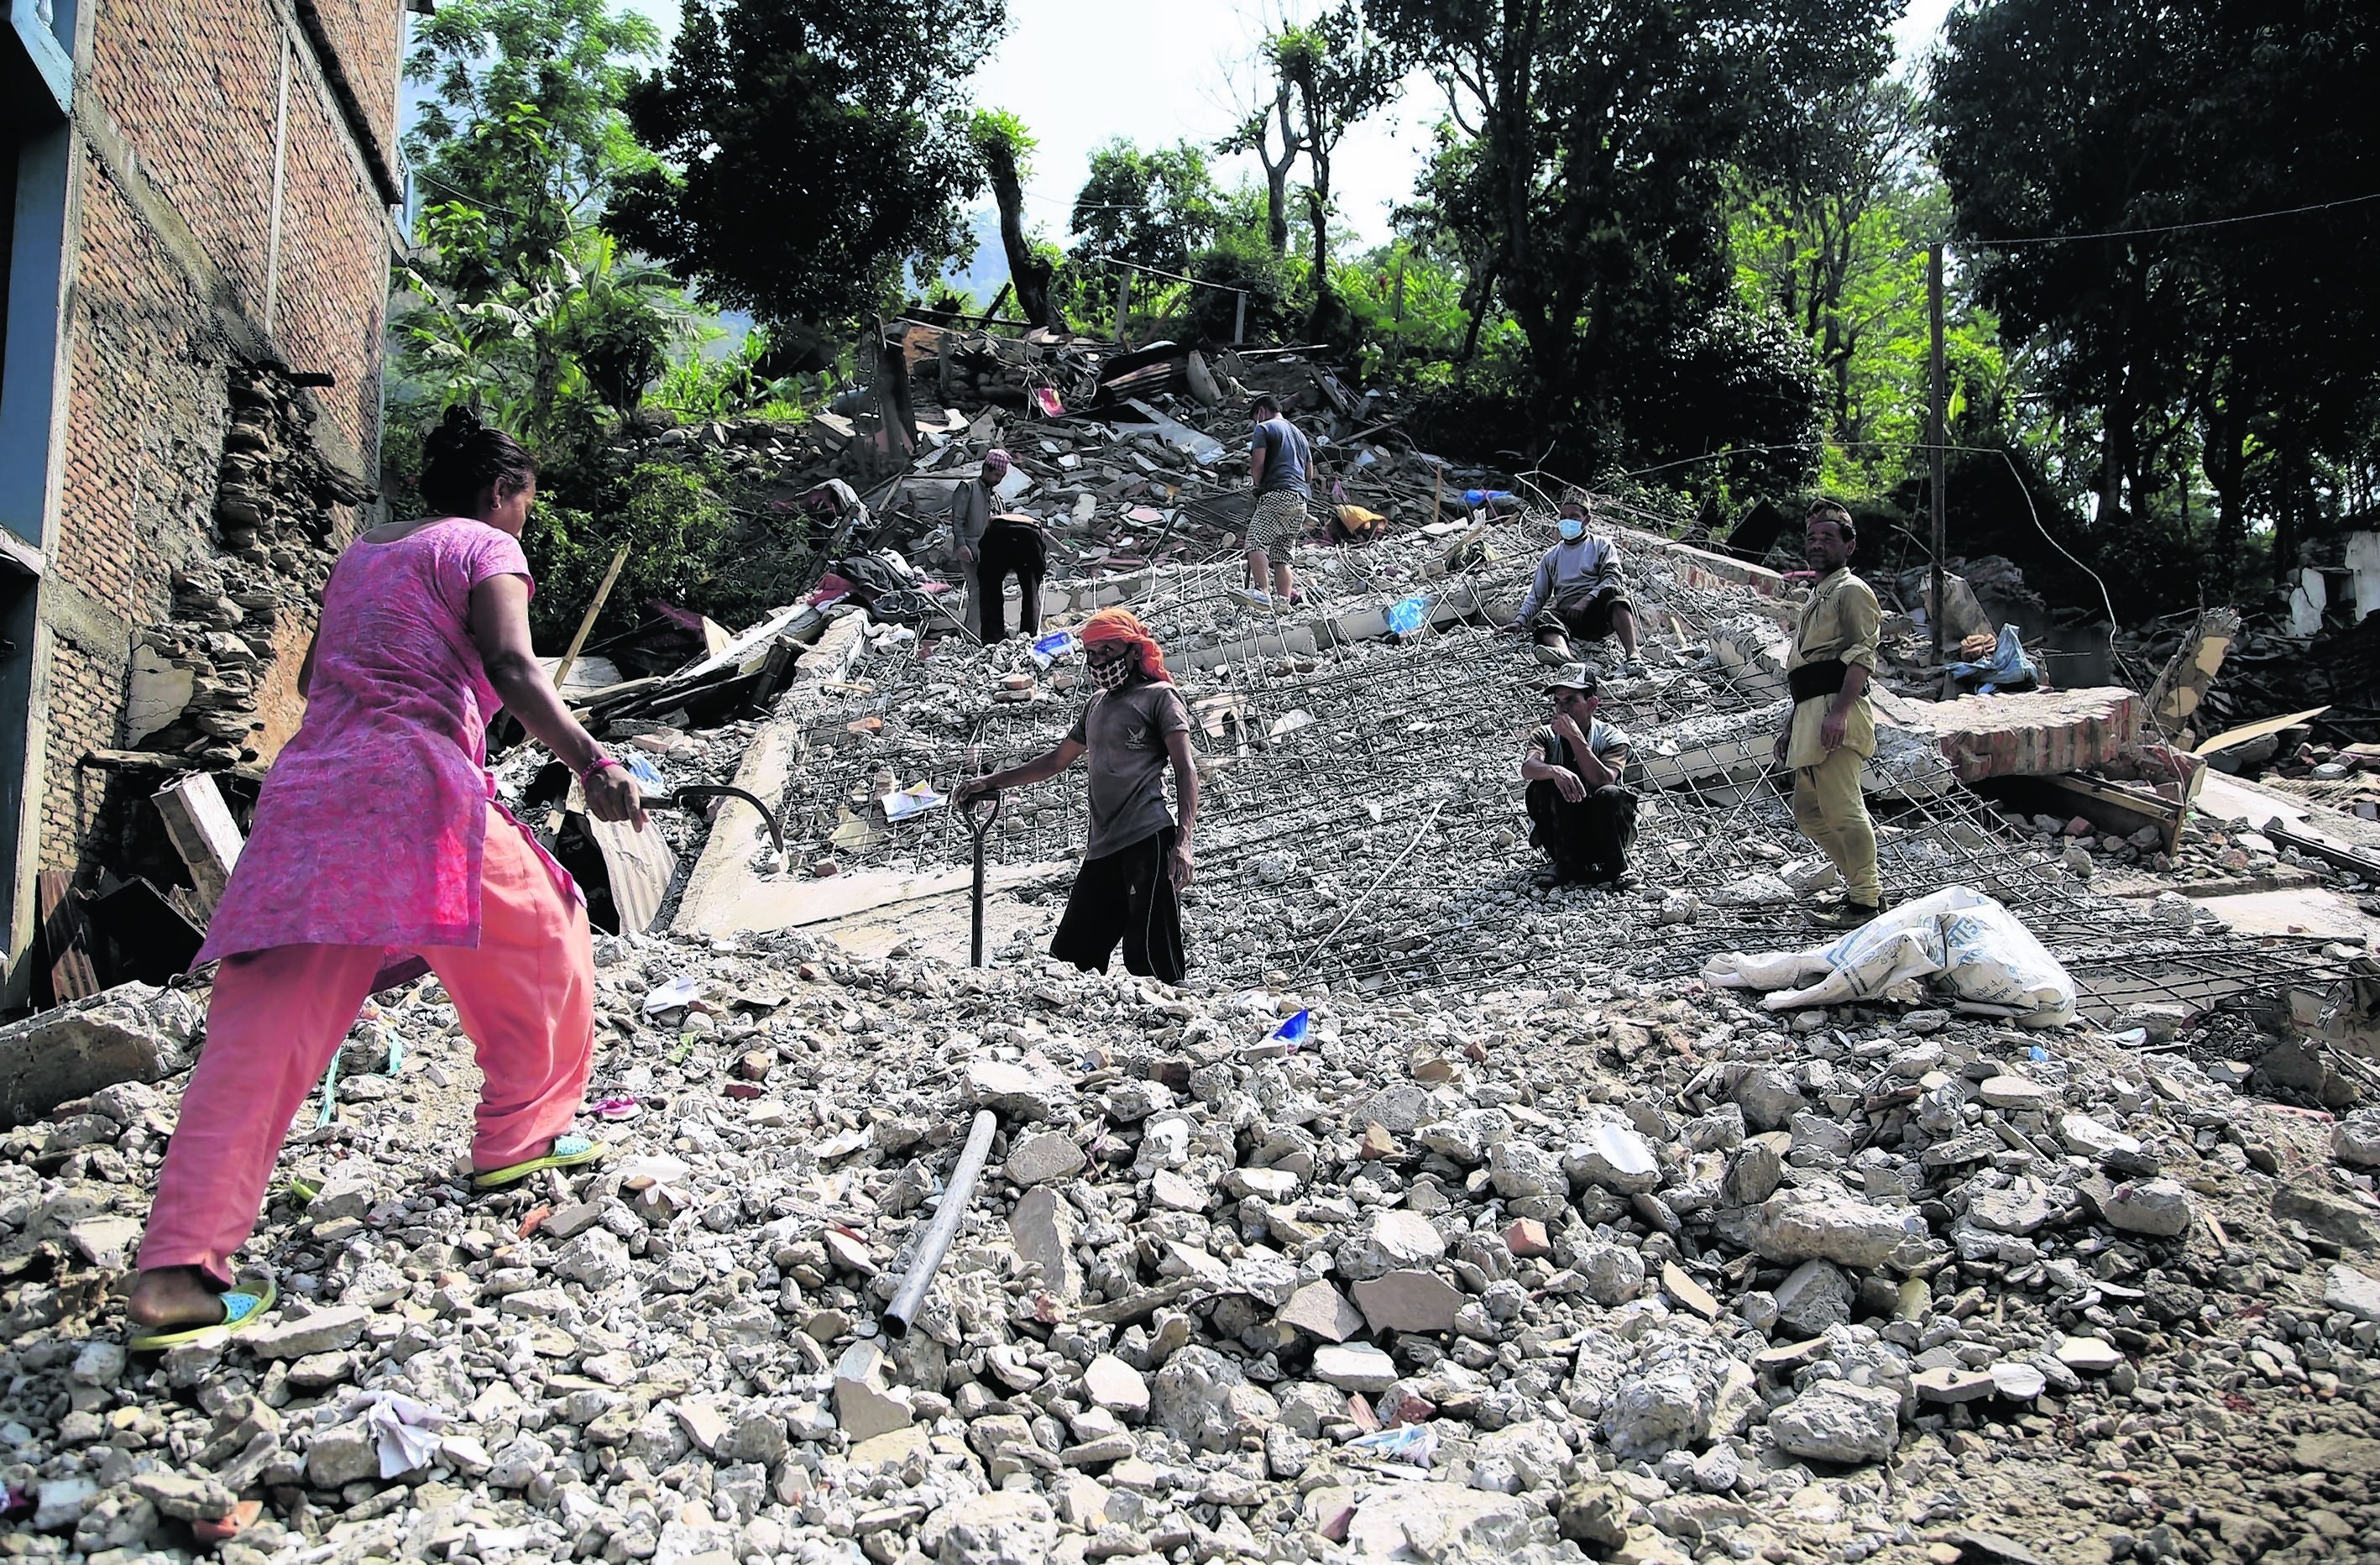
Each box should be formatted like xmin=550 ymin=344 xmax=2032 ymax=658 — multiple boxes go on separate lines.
xmin=126 ymin=1265 xmax=227 ymax=1331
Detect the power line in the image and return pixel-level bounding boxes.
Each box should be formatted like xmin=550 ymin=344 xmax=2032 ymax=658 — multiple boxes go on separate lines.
xmin=1959 ymin=190 xmax=2380 ymax=246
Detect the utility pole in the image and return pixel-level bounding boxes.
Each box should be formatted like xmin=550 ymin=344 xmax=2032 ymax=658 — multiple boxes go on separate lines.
xmin=1233 ymin=290 xmax=1247 ymax=347
xmin=1928 ymin=241 xmax=1948 ymax=689
xmin=1389 ymin=251 xmax=1408 ymax=372
xmin=1113 ymin=267 xmax=1133 ymax=344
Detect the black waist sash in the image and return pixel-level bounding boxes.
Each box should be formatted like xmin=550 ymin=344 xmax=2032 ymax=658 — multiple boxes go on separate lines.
xmin=1788 ymin=658 xmax=1849 ymax=703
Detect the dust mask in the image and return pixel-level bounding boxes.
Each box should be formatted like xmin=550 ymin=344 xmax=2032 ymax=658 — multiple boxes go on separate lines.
xmin=1088 ymin=654 xmax=1136 ymax=692
xmin=1558 ymin=517 xmax=1586 ymax=542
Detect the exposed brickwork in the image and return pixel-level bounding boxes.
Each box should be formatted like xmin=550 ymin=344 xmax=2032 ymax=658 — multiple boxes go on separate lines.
xmin=81 ymin=0 xmax=282 ymax=327
xmin=299 ymin=0 xmax=404 ymax=175
xmin=272 ymin=75 xmax=389 ymax=455
xmin=37 ymin=2 xmax=400 ymax=882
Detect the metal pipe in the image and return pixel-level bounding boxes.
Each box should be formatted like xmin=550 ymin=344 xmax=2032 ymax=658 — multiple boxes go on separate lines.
xmin=882 ymin=1109 xmax=998 ymax=1337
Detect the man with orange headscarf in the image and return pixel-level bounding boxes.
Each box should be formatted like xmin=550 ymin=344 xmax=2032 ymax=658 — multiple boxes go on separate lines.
xmin=954 ymin=609 xmax=1199 ymax=981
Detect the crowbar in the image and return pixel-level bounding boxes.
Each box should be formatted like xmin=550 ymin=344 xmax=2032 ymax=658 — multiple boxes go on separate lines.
xmin=641 ymin=784 xmax=785 ymax=856
xmin=962 ymin=787 xmax=1004 ymax=967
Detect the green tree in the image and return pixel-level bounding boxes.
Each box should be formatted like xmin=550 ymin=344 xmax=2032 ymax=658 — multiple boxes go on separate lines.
xmin=404 ymin=0 xmax=662 ymax=280
xmin=1069 ymin=139 xmax=1224 ymax=276
xmin=394 ymin=0 xmax=688 ymax=457
xmin=969 ymin=112 xmax=1062 ymax=332
xmin=1367 ymin=0 xmax=1896 ymax=473
xmin=1216 ymin=57 xmax=1304 ymax=256
xmin=1268 ymin=8 xmax=1404 ymax=311
xmin=609 ymin=0 xmax=1009 ymax=327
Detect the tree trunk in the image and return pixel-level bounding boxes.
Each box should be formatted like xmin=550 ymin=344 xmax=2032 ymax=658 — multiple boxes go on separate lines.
xmin=981 ymin=136 xmax=1059 ymax=331
xmin=1261 ymin=83 xmax=1299 ymax=256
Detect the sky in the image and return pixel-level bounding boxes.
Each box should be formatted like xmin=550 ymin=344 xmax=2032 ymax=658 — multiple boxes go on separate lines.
xmin=604 ymin=0 xmax=1959 ymax=256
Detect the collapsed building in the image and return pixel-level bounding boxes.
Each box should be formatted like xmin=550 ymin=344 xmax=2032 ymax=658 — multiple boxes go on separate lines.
xmin=5 ymin=350 xmax=2380 ymax=1565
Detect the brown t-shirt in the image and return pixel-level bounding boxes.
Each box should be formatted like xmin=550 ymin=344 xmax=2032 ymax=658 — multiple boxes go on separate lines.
xmin=1067 ymin=678 xmax=1191 ymax=859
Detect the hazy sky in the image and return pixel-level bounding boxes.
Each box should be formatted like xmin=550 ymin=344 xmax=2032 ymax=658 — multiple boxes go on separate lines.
xmin=607 ymin=0 xmax=1959 ymax=251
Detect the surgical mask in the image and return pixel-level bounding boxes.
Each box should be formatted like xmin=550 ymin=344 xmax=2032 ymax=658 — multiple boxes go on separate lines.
xmin=1088 ymin=653 xmax=1136 ymax=692
xmin=1558 ymin=517 xmax=1586 ymax=541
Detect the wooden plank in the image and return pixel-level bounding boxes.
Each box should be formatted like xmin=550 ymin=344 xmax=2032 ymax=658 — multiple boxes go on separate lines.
xmin=2195 ymin=706 xmax=2330 ymax=757
xmin=151 ymin=772 xmax=246 ymax=916
xmin=552 ymin=544 xmax=631 ymax=692
xmin=37 ymin=871 xmax=100 ymax=1003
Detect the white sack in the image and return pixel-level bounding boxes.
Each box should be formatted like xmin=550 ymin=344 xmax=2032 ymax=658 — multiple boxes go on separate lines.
xmin=1700 ymin=886 xmax=2077 ymax=1027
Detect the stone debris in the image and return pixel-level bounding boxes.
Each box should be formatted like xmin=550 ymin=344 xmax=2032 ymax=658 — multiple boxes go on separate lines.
xmin=15 ymin=442 xmax=2380 ymax=1564
xmin=3 ymin=913 xmax=2377 ymax=1565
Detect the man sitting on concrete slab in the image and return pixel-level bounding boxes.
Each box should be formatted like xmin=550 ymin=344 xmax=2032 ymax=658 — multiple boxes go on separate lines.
xmin=1509 ymin=494 xmax=1644 ymax=675
xmin=1520 ymin=664 xmax=1638 ymax=887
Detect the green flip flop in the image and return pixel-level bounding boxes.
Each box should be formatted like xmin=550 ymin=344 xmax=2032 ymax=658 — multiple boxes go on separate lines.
xmin=127 ymin=1276 xmax=277 ymax=1353
xmin=473 ymin=1134 xmax=606 ymax=1191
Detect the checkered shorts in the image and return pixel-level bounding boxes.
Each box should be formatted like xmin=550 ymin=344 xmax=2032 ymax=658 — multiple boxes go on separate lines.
xmin=1243 ymin=489 xmax=1308 ymax=557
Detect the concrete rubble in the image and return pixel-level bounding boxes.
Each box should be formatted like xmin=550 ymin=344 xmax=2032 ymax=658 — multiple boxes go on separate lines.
xmin=12 ymin=393 xmax=2380 ymax=1564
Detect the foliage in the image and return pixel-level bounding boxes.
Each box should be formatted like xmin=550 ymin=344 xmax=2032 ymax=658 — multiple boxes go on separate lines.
xmin=1188 ymin=233 xmax=1301 ymax=344
xmin=524 ymin=459 xmax=760 ymax=642
xmin=650 ymin=327 xmax=810 ymax=421
xmin=1267 ymin=8 xmax=1406 ymax=304
xmin=1070 ymin=139 xmax=1224 ymax=276
xmin=1933 ymin=0 xmax=2380 ymax=589
xmin=392 ymin=208 xmax=695 ymax=467
xmin=392 ymin=0 xmax=687 ymax=475
xmin=609 ymin=0 xmax=1008 ymax=327
xmin=403 ymin=0 xmax=662 ymax=268
xmin=1726 ymin=76 xmax=1996 ymax=495
xmin=1367 ymin=0 xmax=1896 ymax=477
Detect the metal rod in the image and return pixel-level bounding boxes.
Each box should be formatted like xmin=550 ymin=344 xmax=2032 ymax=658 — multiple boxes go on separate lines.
xmin=883 ymin=1109 xmax=999 ymax=1338
xmin=1928 ymin=242 xmax=1948 ymax=691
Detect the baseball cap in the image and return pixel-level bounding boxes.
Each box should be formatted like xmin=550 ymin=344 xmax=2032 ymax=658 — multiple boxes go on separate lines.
xmin=1544 ymin=663 xmax=1600 ymax=694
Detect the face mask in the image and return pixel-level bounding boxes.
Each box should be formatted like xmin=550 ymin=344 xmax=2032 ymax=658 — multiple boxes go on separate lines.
xmin=1088 ymin=653 xmax=1136 ymax=691
xmin=1558 ymin=517 xmax=1586 ymax=542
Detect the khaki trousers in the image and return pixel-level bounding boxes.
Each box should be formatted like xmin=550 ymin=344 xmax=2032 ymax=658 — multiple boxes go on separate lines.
xmin=1792 ymin=744 xmax=1881 ymax=907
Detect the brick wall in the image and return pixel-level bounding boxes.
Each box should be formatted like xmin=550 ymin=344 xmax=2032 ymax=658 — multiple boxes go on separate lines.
xmin=42 ymin=170 xmax=238 ymax=869
xmin=273 ymin=70 xmax=389 ymax=456
xmin=38 ymin=2 xmax=401 ymax=876
xmin=299 ymin=0 xmax=403 ymax=174
xmin=81 ymin=0 xmax=282 ymax=328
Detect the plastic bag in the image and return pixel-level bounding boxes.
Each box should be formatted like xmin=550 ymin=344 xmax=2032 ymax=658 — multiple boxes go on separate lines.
xmin=1385 ymin=595 xmax=1430 ymax=636
xmin=1945 ymin=623 xmax=2040 ymax=694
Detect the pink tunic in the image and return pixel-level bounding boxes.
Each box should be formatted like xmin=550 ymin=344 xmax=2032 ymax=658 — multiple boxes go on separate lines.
xmin=197 ymin=518 xmax=562 ymax=964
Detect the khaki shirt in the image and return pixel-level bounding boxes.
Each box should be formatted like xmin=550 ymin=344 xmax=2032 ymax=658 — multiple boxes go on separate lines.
xmin=1785 ymin=567 xmax=1880 ymax=767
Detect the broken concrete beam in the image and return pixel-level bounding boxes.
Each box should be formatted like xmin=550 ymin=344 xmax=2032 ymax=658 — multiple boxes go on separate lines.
xmin=1893 ymin=688 xmax=2142 ymax=783
xmin=151 ymin=772 xmax=245 ymax=917
xmin=0 ymin=983 xmax=201 ymax=1128
xmin=1176 ymin=626 xmax=1320 ymax=673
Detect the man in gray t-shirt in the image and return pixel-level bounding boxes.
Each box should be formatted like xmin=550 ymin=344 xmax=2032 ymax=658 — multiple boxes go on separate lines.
xmin=1242 ymin=395 xmax=1312 ymax=607
xmin=953 ymin=611 xmax=1199 ymax=981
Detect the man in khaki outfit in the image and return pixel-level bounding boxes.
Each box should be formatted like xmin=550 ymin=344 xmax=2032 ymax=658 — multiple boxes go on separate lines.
xmin=1772 ymin=502 xmax=1884 ymax=925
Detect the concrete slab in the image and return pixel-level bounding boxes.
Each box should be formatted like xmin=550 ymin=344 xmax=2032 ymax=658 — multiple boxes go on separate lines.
xmin=2196 ymin=887 xmax=2371 ymax=943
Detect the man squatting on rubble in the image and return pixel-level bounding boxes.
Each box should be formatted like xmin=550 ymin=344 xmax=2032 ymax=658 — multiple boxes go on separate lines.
xmin=1507 ymin=493 xmax=1645 ymax=676
xmin=1520 ymin=663 xmax=1639 ymax=887
xmin=1774 ymin=500 xmax=1886 ymax=926
xmin=951 ymin=448 xmax=1045 ymax=642
xmin=123 ymin=408 xmax=645 ymax=1349
xmin=1243 ymin=394 xmax=1311 ymax=606
xmin=955 ymin=609 xmax=1198 ymax=981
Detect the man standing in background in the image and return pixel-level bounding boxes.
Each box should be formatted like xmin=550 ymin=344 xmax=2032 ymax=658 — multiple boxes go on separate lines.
xmin=1775 ymin=502 xmax=1885 ymax=925
xmin=1242 ymin=395 xmax=1311 ymax=607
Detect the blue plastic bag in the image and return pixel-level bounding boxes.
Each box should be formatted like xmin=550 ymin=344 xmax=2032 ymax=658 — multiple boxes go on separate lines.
xmin=1384 ymin=596 xmax=1429 ymax=636
xmin=1944 ymin=623 xmax=2039 ymax=694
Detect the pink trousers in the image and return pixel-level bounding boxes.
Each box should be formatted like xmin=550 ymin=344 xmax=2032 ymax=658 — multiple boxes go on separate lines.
xmin=139 ymin=808 xmax=595 ymax=1286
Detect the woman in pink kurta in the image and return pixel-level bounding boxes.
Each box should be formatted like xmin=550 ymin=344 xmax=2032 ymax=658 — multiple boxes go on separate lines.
xmin=125 ymin=409 xmax=648 ymax=1350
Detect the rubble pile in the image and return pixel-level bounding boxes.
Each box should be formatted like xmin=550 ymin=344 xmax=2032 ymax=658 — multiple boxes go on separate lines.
xmin=5 ymin=923 xmax=2380 ymax=1564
